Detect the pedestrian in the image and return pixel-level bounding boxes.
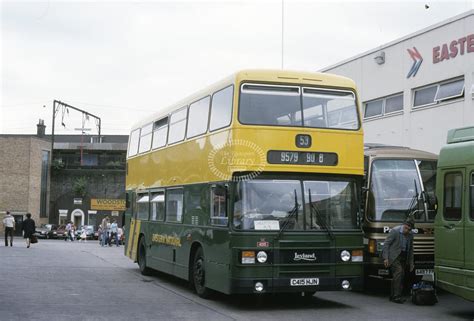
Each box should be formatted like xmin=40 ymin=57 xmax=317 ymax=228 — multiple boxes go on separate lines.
xmin=71 ymin=223 xmax=77 ymax=241
xmin=110 ymin=220 xmax=119 ymax=247
xmin=22 ymin=213 xmax=36 ymax=248
xmin=97 ymin=226 xmax=102 ymax=245
xmin=100 ymin=216 xmax=109 ymax=247
xmin=117 ymin=227 xmax=123 ymax=247
xmin=80 ymin=228 xmax=87 ymax=242
xmin=65 ymin=222 xmax=72 ymax=241
xmin=3 ymin=211 xmax=15 ymax=247
xmin=382 ymin=217 xmax=415 ymax=304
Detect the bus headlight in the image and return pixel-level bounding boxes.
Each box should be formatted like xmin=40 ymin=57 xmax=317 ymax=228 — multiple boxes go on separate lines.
xmin=341 ymin=280 xmax=351 ymax=290
xmin=255 ymin=282 xmax=264 ymax=292
xmin=241 ymin=251 xmax=255 ymax=264
xmin=340 ymin=250 xmax=351 ymax=262
xmin=256 ymin=251 xmax=267 ymax=263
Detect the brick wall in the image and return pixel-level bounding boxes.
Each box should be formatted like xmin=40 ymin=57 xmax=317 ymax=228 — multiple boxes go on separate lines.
xmin=0 ymin=136 xmax=51 ymax=231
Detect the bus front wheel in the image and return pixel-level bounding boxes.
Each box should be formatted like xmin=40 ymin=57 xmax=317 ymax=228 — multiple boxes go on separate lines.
xmin=138 ymin=237 xmax=153 ymax=276
xmin=192 ymin=247 xmax=211 ymax=298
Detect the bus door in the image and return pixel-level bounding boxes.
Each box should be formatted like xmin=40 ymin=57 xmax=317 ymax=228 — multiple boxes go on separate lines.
xmin=126 ymin=192 xmax=143 ymax=261
xmin=148 ymin=190 xmax=167 ymax=270
xmin=436 ymin=170 xmax=465 ymax=268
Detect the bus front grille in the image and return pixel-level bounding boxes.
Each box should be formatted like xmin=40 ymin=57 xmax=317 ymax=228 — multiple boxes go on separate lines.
xmin=277 ymin=265 xmax=331 ymax=277
xmin=413 ymin=238 xmax=434 ymax=255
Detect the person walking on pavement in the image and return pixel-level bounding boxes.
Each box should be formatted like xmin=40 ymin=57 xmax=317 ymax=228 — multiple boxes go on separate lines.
xmin=71 ymin=223 xmax=76 ymax=242
xmin=382 ymin=217 xmax=415 ymax=304
xmin=100 ymin=216 xmax=110 ymax=247
xmin=65 ymin=222 xmax=72 ymax=241
xmin=3 ymin=211 xmax=15 ymax=247
xmin=22 ymin=213 xmax=36 ymax=248
xmin=110 ymin=220 xmax=119 ymax=247
xmin=117 ymin=227 xmax=123 ymax=247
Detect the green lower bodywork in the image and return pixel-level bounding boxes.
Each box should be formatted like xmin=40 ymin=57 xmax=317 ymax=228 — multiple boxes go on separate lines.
xmin=435 ymin=127 xmax=474 ymax=302
xmin=124 ymin=180 xmax=364 ymax=295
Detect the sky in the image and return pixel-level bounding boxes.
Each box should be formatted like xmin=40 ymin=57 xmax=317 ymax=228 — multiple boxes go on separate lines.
xmin=1 ymin=0 xmax=473 ymax=136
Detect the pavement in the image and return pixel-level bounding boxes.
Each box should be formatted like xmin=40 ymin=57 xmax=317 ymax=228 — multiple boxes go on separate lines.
xmin=0 ymin=238 xmax=473 ymax=321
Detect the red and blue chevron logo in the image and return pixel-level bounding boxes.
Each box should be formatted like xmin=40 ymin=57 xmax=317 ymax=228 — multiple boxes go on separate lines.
xmin=406 ymin=47 xmax=423 ymax=78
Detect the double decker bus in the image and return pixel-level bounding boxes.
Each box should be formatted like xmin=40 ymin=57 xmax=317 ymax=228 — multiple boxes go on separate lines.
xmin=124 ymin=69 xmax=365 ymax=297
xmin=362 ymin=144 xmax=437 ymax=282
xmin=435 ymin=126 xmax=474 ymax=301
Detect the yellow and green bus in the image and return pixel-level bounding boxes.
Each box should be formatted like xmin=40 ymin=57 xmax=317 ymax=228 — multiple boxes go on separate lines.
xmin=435 ymin=126 xmax=474 ymax=302
xmin=124 ymin=69 xmax=365 ymax=297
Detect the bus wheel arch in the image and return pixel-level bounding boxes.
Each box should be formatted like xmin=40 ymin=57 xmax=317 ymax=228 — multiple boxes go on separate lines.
xmin=137 ymin=234 xmax=153 ymax=276
xmin=188 ymin=242 xmax=203 ymax=281
xmin=189 ymin=243 xmax=212 ymax=298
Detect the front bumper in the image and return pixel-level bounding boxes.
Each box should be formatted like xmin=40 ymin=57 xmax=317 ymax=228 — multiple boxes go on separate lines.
xmin=366 ymin=260 xmax=434 ymax=279
xmin=229 ymin=276 xmax=363 ymax=294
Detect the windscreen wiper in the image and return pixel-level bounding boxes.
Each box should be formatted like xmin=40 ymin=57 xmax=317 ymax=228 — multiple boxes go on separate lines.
xmin=309 ymin=189 xmax=334 ymax=240
xmin=406 ymin=179 xmax=419 ymax=219
xmin=276 ymin=190 xmax=299 ymax=240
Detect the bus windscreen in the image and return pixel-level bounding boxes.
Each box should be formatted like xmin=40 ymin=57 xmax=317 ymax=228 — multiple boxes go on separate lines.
xmin=239 ymin=84 xmax=359 ymax=130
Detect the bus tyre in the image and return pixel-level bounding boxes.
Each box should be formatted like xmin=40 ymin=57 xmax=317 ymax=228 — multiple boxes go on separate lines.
xmin=138 ymin=237 xmax=153 ymax=276
xmin=192 ymin=247 xmax=211 ymax=299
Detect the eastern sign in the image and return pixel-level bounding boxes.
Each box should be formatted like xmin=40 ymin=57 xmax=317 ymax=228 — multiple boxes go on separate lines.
xmin=90 ymin=199 xmax=126 ymax=211
xmin=433 ymin=34 xmax=474 ymax=64
xmin=406 ymin=47 xmax=423 ymax=78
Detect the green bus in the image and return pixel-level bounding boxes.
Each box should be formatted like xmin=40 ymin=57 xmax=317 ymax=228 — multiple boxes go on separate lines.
xmin=435 ymin=126 xmax=474 ymax=301
xmin=124 ymin=70 xmax=365 ymax=297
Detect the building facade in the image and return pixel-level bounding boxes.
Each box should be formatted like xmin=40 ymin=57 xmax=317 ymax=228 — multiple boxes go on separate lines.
xmin=322 ymin=10 xmax=474 ymax=154
xmin=49 ymin=134 xmax=128 ymax=228
xmin=0 ymin=119 xmax=128 ymax=234
xmin=0 ymin=121 xmax=51 ymax=235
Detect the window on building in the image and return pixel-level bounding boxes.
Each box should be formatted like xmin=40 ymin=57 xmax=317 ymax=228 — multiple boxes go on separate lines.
xmin=187 ymin=96 xmax=210 ymax=138
xmin=443 ymin=172 xmax=463 ymax=221
xmin=136 ymin=194 xmax=150 ymax=220
xmin=435 ymin=78 xmax=465 ymax=101
xmin=168 ymin=107 xmax=187 ymax=144
xmin=414 ymin=85 xmax=438 ymax=107
xmin=152 ymin=117 xmax=168 ymax=149
xmin=128 ymin=129 xmax=140 ymax=157
xmin=210 ymin=85 xmax=234 ymax=131
xmin=150 ymin=192 xmax=165 ymax=221
xmin=413 ymin=77 xmax=464 ymax=108
xmin=364 ymin=93 xmax=403 ymax=119
xmin=40 ymin=150 xmax=49 ymax=218
xmin=364 ymin=99 xmax=383 ymax=118
xmin=210 ymin=185 xmax=227 ymax=226
xmin=82 ymin=154 xmax=98 ymax=166
xmin=138 ymin=123 xmax=153 ymax=153
xmin=385 ymin=94 xmax=403 ymax=114
xmin=166 ymin=189 xmax=184 ymax=223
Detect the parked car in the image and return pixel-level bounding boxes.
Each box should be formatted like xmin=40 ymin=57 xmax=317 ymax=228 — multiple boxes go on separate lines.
xmin=55 ymin=225 xmax=67 ymax=239
xmin=35 ymin=224 xmax=58 ymax=239
xmin=75 ymin=225 xmax=96 ymax=240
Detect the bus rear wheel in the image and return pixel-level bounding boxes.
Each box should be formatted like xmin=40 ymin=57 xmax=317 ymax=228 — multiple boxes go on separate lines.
xmin=192 ymin=247 xmax=211 ymax=298
xmin=138 ymin=237 xmax=153 ymax=276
